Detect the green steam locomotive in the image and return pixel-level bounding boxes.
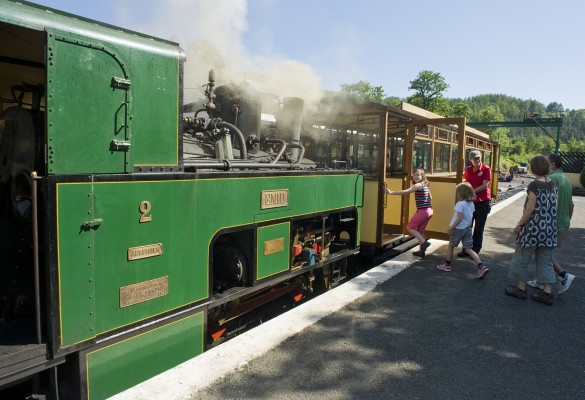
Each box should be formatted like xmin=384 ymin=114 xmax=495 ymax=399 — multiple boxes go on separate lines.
xmin=0 ymin=1 xmax=363 ymax=398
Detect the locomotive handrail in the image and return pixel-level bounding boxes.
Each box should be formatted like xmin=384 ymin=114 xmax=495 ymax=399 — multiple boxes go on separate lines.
xmin=263 ymin=138 xmax=287 ymax=164
xmin=383 ymin=181 xmax=387 ymax=208
xmin=286 ymin=143 xmax=305 ymax=164
xmin=183 ymin=160 xmax=305 ymax=171
xmin=31 ymin=171 xmax=42 ymax=345
xmin=356 ymin=173 xmax=365 ymax=208
xmin=184 ymin=143 xmax=307 ymax=171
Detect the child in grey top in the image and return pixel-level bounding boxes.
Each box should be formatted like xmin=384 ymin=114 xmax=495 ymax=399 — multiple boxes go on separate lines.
xmin=437 ymin=182 xmax=489 ymax=279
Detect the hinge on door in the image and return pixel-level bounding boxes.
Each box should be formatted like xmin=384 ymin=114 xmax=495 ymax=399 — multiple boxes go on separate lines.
xmin=111 ymin=140 xmax=131 ymax=151
xmin=83 ymin=218 xmax=103 ymax=230
xmin=111 ymin=77 xmax=132 ymax=90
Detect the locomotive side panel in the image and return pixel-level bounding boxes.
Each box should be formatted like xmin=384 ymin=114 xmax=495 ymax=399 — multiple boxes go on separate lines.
xmin=45 ymin=28 xmax=182 ymax=175
xmin=55 ymin=178 xmax=204 ymax=349
xmin=84 ymin=312 xmax=204 ymax=400
xmin=54 ymin=173 xmax=362 ymax=349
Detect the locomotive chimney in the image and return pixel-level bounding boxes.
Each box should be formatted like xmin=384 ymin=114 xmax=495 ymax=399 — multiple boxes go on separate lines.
xmin=277 ymin=97 xmax=304 ymax=160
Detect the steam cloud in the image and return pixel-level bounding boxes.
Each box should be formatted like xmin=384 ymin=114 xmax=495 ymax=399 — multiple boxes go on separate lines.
xmin=117 ymin=0 xmax=324 ymax=110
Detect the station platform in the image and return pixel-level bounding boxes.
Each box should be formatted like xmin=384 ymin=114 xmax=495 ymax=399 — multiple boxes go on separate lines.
xmin=112 ymin=192 xmax=585 ymax=400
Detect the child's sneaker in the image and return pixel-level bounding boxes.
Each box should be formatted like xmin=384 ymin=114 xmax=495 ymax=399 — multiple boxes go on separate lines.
xmin=421 ymin=240 xmax=431 ymax=252
xmin=475 ymin=265 xmax=489 ymax=279
xmin=559 ymin=273 xmax=575 ymax=295
xmin=526 ymin=279 xmax=544 ymax=290
xmin=412 ymin=250 xmax=425 ymax=257
xmin=436 ymin=263 xmax=451 ymax=272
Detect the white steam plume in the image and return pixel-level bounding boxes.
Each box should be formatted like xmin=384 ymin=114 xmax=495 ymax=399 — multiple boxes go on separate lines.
xmin=116 ymin=0 xmax=324 ymax=109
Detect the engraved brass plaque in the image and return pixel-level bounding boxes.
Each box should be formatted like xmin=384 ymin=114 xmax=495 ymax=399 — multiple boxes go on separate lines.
xmin=264 ymin=237 xmax=285 ymax=255
xmin=261 ymin=189 xmax=288 ymax=209
xmin=128 ymin=243 xmax=163 ymax=261
xmin=120 ymin=276 xmax=169 ymax=308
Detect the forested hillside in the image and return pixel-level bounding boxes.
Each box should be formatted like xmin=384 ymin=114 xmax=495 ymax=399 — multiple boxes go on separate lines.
xmin=340 ymin=72 xmax=585 ymax=166
xmin=453 ymin=94 xmax=584 ymax=146
xmin=450 ymin=94 xmax=585 ymax=165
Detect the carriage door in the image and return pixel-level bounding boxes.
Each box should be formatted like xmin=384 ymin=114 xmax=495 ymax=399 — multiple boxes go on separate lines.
xmin=383 ymin=128 xmax=407 ymax=240
xmin=46 ymin=29 xmax=131 ymax=174
xmin=407 ymin=117 xmax=466 ymax=240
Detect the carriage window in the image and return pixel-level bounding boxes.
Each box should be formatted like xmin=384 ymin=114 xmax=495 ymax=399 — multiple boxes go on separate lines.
xmin=387 ymin=134 xmax=405 ymax=176
xmin=451 ymin=145 xmax=458 ymax=173
xmin=355 ymin=132 xmax=378 ymax=176
xmin=484 ymin=151 xmax=492 ymax=167
xmin=415 ymin=125 xmax=431 ymax=138
xmin=345 ymin=114 xmax=381 ymax=177
xmin=436 ymin=128 xmax=449 ymax=141
xmin=412 ymin=140 xmax=432 ymax=172
xmin=433 ymin=142 xmax=450 ymax=173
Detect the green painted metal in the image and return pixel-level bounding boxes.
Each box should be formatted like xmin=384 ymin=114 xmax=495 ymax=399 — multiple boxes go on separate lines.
xmin=55 ymin=182 xmax=97 ymax=345
xmin=46 ymin=31 xmax=131 ymax=174
xmin=0 ymin=0 xmax=183 ymax=175
xmin=256 ymin=222 xmax=290 ymax=279
xmin=467 ymin=119 xmax=562 ymax=128
xmin=57 ymin=173 xmax=362 ymax=347
xmin=0 ymin=0 xmax=179 ymax=46
xmin=46 ymin=28 xmax=181 ymax=174
xmin=86 ymin=312 xmax=204 ymax=400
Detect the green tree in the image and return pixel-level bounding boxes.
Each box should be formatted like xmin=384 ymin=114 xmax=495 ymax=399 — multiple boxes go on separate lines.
xmin=525 ymin=132 xmax=544 ymax=154
xmin=339 ymin=81 xmax=385 ymax=104
xmin=473 ymin=106 xmax=510 ymax=146
xmin=473 ymin=105 xmax=511 ymax=167
xmin=407 ymin=70 xmax=449 ymax=112
xmin=565 ymin=137 xmax=585 ymax=152
xmin=384 ymin=96 xmax=402 ymax=107
xmin=546 ymin=102 xmax=564 ymax=114
xmin=508 ymin=139 xmax=527 ymax=163
xmin=447 ymin=102 xmax=472 ymax=118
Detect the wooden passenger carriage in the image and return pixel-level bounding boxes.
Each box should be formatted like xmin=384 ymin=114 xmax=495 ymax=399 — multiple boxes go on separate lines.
xmin=302 ymin=100 xmax=499 ymax=249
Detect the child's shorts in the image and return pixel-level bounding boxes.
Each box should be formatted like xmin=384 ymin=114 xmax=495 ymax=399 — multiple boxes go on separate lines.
xmin=407 ymin=207 xmax=433 ymax=232
xmin=449 ymin=227 xmax=473 ymax=248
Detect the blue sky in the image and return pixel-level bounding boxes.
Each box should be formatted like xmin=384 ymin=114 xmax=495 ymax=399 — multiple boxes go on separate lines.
xmin=30 ymin=0 xmax=585 ymax=110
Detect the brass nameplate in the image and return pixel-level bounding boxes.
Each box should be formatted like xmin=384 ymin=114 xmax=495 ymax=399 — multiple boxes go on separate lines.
xmin=128 ymin=243 xmax=163 ymax=261
xmin=264 ymin=237 xmax=285 ymax=255
xmin=120 ymin=276 xmax=169 ymax=308
xmin=261 ymin=189 xmax=288 ymax=209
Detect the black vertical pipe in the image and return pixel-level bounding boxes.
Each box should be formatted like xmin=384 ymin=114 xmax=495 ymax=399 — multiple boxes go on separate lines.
xmin=31 ymin=171 xmax=42 ymax=344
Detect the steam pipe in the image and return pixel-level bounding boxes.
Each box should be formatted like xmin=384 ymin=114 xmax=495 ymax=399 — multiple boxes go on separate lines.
xmin=285 ymin=143 xmax=305 ymax=163
xmin=216 ymin=121 xmax=247 ymax=160
xmin=194 ymin=108 xmax=207 ymax=118
xmin=263 ymin=139 xmax=287 ymax=164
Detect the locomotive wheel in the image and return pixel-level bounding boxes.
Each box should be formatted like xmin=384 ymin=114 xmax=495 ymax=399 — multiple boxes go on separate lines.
xmin=212 ymin=239 xmax=247 ymax=292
